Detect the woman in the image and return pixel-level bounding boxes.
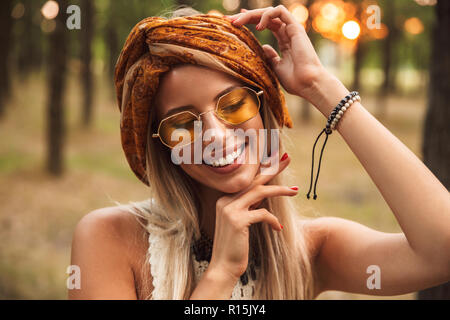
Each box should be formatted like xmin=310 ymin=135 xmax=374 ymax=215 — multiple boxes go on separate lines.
xmin=69 ymin=6 xmax=450 ymax=300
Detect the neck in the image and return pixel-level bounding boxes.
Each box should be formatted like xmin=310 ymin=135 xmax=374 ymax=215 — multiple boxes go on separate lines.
xmin=196 ymin=183 xmax=224 ymax=241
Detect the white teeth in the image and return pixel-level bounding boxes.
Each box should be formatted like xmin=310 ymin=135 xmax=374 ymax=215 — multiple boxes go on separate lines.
xmin=210 ymin=144 xmax=245 ymax=167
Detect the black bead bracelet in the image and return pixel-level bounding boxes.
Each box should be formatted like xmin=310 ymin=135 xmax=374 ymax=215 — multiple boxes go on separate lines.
xmin=306 ymin=91 xmax=360 ymax=200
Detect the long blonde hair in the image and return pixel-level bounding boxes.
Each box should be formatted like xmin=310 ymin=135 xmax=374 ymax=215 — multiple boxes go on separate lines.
xmin=115 ymin=5 xmax=315 ymax=300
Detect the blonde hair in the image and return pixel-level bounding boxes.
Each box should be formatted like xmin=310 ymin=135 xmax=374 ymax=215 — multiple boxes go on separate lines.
xmin=114 ymin=6 xmax=316 ymax=300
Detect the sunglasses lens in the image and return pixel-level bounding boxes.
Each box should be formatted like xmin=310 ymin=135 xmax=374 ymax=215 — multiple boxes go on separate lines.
xmin=216 ymin=87 xmax=260 ymax=125
xmin=159 ymin=112 xmax=197 ymax=148
xmin=155 ymin=87 xmax=262 ymax=148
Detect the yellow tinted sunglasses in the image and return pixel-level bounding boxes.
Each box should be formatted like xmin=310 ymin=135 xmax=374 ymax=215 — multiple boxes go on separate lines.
xmin=152 ymin=86 xmax=264 ymax=148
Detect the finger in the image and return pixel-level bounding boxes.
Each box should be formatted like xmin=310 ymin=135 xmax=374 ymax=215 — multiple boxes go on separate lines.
xmin=249 ymin=199 xmax=263 ymax=210
xmin=248 ymin=208 xmax=282 ymax=231
xmin=258 ymin=17 xmax=284 ymax=32
xmin=236 ymin=184 xmax=299 ymax=209
xmin=232 ymin=151 xmax=289 ymax=198
xmin=257 ymin=6 xmax=297 ymax=30
xmin=275 ymin=23 xmax=291 ymax=52
xmin=231 ymin=6 xmax=297 ymax=28
xmin=259 ymin=148 xmax=281 ymax=168
xmin=227 ymin=13 xmax=283 ymax=31
xmin=254 ymin=152 xmax=291 ymax=187
xmin=262 ymin=44 xmax=281 ymax=67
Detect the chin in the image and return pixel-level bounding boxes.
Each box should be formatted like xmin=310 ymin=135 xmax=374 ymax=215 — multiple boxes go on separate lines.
xmin=181 ymin=162 xmax=260 ymax=194
xmin=211 ymin=168 xmax=258 ymax=193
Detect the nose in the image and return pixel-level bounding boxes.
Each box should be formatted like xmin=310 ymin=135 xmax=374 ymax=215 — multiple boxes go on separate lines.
xmin=200 ymin=111 xmax=228 ymax=144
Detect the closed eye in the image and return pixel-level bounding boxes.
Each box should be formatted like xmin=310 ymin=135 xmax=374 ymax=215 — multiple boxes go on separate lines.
xmin=220 ymin=100 xmax=245 ymax=113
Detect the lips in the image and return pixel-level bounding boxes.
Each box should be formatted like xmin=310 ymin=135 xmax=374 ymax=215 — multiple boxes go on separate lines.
xmin=202 ymin=143 xmax=247 ymax=174
xmin=203 ymin=143 xmax=245 ymax=167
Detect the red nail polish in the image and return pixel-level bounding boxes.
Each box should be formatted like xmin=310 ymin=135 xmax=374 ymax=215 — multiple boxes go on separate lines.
xmin=290 ymin=186 xmax=298 ymax=191
xmin=281 ymin=152 xmax=288 ymax=161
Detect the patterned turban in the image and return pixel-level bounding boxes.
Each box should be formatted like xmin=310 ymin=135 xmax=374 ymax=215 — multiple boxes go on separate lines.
xmin=114 ymin=14 xmax=293 ymax=186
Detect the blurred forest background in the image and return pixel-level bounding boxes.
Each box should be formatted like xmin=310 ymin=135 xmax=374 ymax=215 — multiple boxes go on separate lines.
xmin=0 ymin=0 xmax=448 ymax=299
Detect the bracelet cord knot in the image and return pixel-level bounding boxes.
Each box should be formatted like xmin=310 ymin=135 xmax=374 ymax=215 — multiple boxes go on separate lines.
xmin=306 ymin=91 xmax=359 ymax=200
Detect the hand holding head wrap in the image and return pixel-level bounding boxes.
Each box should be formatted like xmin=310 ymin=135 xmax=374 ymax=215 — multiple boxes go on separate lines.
xmin=114 ymin=14 xmax=292 ymax=186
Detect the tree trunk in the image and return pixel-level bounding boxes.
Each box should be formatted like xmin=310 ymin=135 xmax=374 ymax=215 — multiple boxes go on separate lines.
xmin=17 ymin=0 xmax=43 ymax=78
xmin=0 ymin=0 xmax=13 ymax=119
xmin=380 ymin=0 xmax=398 ymax=94
xmin=418 ymin=0 xmax=450 ymax=300
xmin=46 ymin=0 xmax=68 ymax=176
xmin=81 ymin=0 xmax=94 ymax=127
xmin=352 ymin=3 xmax=365 ymax=92
xmin=106 ymin=2 xmax=118 ymax=80
xmin=375 ymin=0 xmax=395 ymax=120
xmin=352 ymin=39 xmax=364 ymax=92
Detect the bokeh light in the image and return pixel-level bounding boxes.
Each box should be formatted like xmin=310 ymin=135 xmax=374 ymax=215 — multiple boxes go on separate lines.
xmin=404 ymin=17 xmax=424 ymax=35
xmin=41 ymin=18 xmax=56 ymax=33
xmin=321 ymin=2 xmax=340 ymax=21
xmin=207 ymin=9 xmax=223 ymax=17
xmin=249 ymin=0 xmax=273 ymax=9
xmin=289 ymin=3 xmax=309 ymax=26
xmin=41 ymin=0 xmax=59 ymax=20
xmin=222 ymin=0 xmax=240 ymax=12
xmin=414 ymin=0 xmax=437 ymax=5
xmin=342 ymin=20 xmax=361 ymax=40
xmin=369 ymin=23 xmax=389 ymax=40
xmin=11 ymin=3 xmax=25 ymax=19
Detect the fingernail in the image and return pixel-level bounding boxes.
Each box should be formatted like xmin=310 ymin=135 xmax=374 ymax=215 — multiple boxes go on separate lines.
xmin=281 ymin=152 xmax=288 ymax=161
xmin=290 ymin=186 xmax=298 ymax=191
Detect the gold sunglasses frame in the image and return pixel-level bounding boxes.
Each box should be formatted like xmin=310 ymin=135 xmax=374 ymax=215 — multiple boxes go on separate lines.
xmin=151 ymin=86 xmax=264 ymax=148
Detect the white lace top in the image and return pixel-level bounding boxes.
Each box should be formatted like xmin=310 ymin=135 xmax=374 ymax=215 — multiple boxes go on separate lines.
xmin=147 ymin=230 xmax=259 ymax=300
xmin=192 ymin=256 xmax=259 ymax=300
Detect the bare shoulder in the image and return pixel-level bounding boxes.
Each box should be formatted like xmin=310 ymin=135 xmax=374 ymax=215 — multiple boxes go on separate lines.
xmin=295 ymin=216 xmax=333 ymax=259
xmin=69 ymin=206 xmax=151 ymax=299
xmin=72 ymin=206 xmax=149 ymax=264
xmin=298 ymin=216 xmax=365 ymax=257
xmin=73 ymin=206 xmax=148 ymax=246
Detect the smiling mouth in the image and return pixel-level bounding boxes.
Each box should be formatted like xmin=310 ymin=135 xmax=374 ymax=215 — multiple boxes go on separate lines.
xmin=203 ymin=143 xmax=246 ymax=167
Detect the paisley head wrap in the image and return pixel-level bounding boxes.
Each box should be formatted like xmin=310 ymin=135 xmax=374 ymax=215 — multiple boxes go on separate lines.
xmin=114 ymin=14 xmax=293 ymax=186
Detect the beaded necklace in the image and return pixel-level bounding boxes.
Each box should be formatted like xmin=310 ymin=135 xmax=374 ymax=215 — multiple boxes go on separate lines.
xmin=190 ymin=229 xmax=260 ymax=286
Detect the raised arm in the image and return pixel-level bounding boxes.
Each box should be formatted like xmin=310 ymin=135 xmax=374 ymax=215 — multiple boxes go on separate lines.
xmin=228 ymin=5 xmax=450 ymax=296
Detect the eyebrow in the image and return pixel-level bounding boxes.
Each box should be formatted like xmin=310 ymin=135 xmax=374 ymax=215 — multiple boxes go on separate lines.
xmin=161 ymin=84 xmax=241 ymax=119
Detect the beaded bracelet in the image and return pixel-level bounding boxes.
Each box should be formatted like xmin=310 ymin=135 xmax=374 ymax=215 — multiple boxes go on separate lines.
xmin=306 ymin=91 xmax=361 ymax=200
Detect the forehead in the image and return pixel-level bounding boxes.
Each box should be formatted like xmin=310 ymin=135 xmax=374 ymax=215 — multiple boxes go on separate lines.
xmin=154 ymin=64 xmax=245 ymax=115
xmin=160 ymin=64 xmax=241 ymax=89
